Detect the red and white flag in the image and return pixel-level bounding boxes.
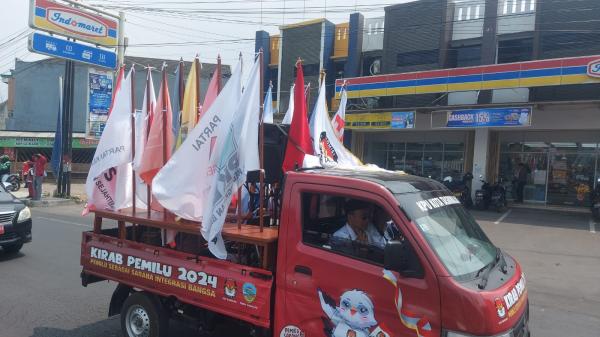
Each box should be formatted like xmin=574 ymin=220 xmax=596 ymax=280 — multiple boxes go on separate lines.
xmin=199 ymin=63 xmax=220 ymax=121
xmin=331 ymin=86 xmax=347 ymax=142
xmin=138 ymin=70 xmax=174 ymax=189
xmin=309 ymin=80 xmax=361 ymax=167
xmin=282 ymin=62 xmax=314 ymax=172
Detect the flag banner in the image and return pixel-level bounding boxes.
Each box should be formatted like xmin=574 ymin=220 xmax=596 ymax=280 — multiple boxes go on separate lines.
xmin=152 ymin=60 xmax=242 ymax=221
xmin=281 ymin=84 xmax=295 ymax=125
xmin=331 ymin=87 xmax=347 ymax=142
xmin=282 ymin=63 xmax=314 ymax=172
xmin=176 ymin=60 xmax=199 ymax=148
xmin=85 ymin=68 xmax=134 ymax=212
xmin=309 ymin=81 xmax=362 ymax=167
xmin=172 ymin=61 xmax=184 ymax=142
xmin=201 ymin=64 xmax=220 ymax=121
xmin=133 ymin=69 xmax=156 ymax=172
xmin=263 ymin=84 xmax=274 ymax=123
xmin=202 ymin=58 xmax=261 ymax=259
xmin=138 ymin=73 xmax=174 ymax=186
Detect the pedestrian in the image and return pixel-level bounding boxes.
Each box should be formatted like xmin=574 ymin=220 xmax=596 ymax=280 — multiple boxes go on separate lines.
xmin=514 ymin=163 xmax=528 ymax=203
xmin=33 ymin=153 xmax=47 ymax=200
xmin=22 ymin=159 xmax=35 ymax=198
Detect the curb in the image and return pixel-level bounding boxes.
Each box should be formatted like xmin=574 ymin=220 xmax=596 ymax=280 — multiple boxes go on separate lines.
xmin=22 ymin=198 xmax=81 ymax=208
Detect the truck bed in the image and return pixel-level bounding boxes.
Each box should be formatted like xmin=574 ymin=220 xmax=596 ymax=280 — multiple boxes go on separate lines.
xmin=81 ymin=209 xmax=277 ymax=328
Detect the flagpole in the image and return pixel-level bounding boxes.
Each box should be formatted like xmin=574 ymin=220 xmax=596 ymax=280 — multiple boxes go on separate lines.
xmin=258 ymin=49 xmax=265 ymax=232
xmin=130 ymin=66 xmax=137 ymax=216
xmin=146 ymin=67 xmax=152 ymax=216
xmin=195 ymin=56 xmax=201 ymax=124
xmin=236 ymin=52 xmax=243 ymax=230
xmin=161 ymin=65 xmax=168 ymax=220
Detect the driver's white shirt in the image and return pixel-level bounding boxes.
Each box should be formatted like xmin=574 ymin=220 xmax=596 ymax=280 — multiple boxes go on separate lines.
xmin=333 ymin=223 xmax=386 ymax=248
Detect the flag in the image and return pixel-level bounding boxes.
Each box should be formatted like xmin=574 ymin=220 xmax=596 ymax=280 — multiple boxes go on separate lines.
xmin=85 ymin=68 xmax=134 ymax=213
xmin=138 ymin=70 xmax=174 ymax=187
xmin=282 ymin=62 xmax=314 ymax=172
xmin=50 ymin=77 xmax=63 ymax=179
xmin=331 ymin=86 xmax=347 ymax=142
xmin=281 ymin=84 xmax=294 ymax=124
xmin=202 ymin=57 xmax=261 ymax=259
xmin=200 ymin=61 xmax=220 ymax=121
xmin=263 ymin=83 xmax=274 ymax=123
xmin=133 ymin=69 xmax=156 ymax=172
xmin=309 ymin=80 xmax=362 ymax=167
xmin=172 ymin=60 xmax=184 ymax=141
xmin=152 ymin=59 xmax=243 ymax=221
xmin=176 ymin=59 xmax=199 ymax=148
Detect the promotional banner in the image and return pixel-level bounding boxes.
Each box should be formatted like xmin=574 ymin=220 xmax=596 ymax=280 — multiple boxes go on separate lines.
xmin=346 ymin=111 xmax=415 ymax=130
xmin=446 ymin=107 xmax=532 ymax=128
xmin=87 ymin=70 xmax=113 ymax=139
xmin=0 ymin=137 xmax=98 ymax=148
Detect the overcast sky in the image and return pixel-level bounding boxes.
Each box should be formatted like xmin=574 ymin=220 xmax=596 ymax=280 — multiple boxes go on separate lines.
xmin=0 ymin=0 xmax=415 ymax=101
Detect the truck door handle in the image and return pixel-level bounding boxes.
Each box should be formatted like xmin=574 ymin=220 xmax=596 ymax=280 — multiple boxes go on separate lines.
xmin=294 ymin=265 xmax=312 ymax=276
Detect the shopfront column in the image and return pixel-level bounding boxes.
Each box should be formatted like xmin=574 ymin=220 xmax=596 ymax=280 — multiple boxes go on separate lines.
xmin=472 ymin=128 xmax=489 ymax=199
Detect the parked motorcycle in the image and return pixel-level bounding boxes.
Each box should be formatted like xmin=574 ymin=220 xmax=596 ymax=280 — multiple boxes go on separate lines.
xmin=591 ymin=178 xmax=600 ymax=221
xmin=442 ymin=172 xmax=473 ymax=208
xmin=475 ymin=176 xmax=506 ymax=212
xmin=1 ymin=173 xmax=21 ymax=192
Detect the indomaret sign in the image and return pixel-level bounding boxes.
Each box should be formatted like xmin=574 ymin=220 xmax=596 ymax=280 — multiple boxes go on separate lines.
xmin=29 ymin=0 xmax=119 ymax=47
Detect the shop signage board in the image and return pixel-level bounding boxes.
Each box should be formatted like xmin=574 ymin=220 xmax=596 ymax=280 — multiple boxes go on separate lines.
xmin=446 ymin=107 xmax=532 ymax=128
xmin=29 ymin=0 xmax=119 ymax=47
xmin=346 ymin=111 xmax=415 ymax=129
xmin=0 ymin=137 xmax=98 ymax=149
xmin=87 ymin=69 xmax=113 ymax=139
xmin=28 ymin=32 xmax=117 ymax=69
xmin=587 ymin=59 xmax=600 ymax=78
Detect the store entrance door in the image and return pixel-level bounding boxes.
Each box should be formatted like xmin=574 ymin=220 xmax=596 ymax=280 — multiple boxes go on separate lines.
xmin=499 ymin=143 xmax=548 ymax=203
xmin=547 ymin=143 xmax=597 ymax=207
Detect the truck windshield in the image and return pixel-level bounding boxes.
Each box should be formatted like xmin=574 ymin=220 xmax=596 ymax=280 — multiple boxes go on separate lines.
xmin=395 ymin=191 xmax=496 ymax=280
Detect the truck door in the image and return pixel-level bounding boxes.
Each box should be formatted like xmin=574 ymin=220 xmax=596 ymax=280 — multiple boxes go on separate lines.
xmin=275 ymin=183 xmax=441 ymax=337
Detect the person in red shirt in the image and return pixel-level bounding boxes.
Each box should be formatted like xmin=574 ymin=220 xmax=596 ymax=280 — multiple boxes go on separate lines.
xmin=22 ymin=159 xmax=34 ymax=198
xmin=32 ymin=154 xmax=47 ymax=200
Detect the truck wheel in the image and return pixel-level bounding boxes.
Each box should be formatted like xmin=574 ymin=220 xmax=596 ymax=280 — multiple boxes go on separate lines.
xmin=121 ymin=292 xmax=169 ymax=337
xmin=2 ymin=243 xmax=23 ymax=254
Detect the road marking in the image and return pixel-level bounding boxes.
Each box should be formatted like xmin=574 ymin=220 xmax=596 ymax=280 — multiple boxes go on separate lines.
xmin=36 ymin=216 xmax=92 ymax=228
xmin=590 ymin=219 xmax=596 ymax=234
xmin=494 ymin=209 xmax=512 ymax=225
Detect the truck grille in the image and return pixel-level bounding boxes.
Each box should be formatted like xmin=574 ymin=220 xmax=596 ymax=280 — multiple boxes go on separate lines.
xmin=0 ymin=212 xmax=15 ymax=224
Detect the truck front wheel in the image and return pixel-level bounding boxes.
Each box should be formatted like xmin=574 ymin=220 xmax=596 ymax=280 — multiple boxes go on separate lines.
xmin=121 ymin=292 xmax=169 ymax=337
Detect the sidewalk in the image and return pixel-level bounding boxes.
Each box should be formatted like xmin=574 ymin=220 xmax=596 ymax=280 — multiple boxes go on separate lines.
xmin=12 ymin=181 xmax=86 ymax=207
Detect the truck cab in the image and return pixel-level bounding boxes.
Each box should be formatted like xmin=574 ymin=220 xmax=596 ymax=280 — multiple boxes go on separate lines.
xmin=274 ymin=168 xmax=528 ymax=337
xmin=81 ymin=167 xmax=528 ymax=337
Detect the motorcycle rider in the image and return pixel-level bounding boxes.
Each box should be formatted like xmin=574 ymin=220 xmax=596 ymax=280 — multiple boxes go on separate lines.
xmin=0 ymin=155 xmax=11 ymax=182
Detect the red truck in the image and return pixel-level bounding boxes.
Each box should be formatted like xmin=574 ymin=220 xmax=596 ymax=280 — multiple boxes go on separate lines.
xmin=81 ymin=168 xmax=529 ymax=337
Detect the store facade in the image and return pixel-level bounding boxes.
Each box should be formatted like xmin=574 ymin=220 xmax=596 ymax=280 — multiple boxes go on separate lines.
xmin=343 ymin=55 xmax=600 ymax=208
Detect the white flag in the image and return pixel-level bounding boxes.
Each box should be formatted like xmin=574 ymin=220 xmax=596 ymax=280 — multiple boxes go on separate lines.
xmin=331 ymin=87 xmax=347 ymax=142
xmin=309 ymin=80 xmax=362 ymax=167
xmin=133 ymin=69 xmax=156 ymax=171
xmin=263 ymin=84 xmax=274 ymax=123
xmin=152 ymin=60 xmax=243 ymax=221
xmin=202 ymin=57 xmax=261 ymax=259
xmin=85 ymin=68 xmax=135 ymax=212
xmin=281 ymin=84 xmax=294 ymax=125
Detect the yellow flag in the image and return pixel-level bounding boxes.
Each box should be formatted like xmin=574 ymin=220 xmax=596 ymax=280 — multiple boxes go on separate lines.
xmin=176 ymin=60 xmax=198 ymax=148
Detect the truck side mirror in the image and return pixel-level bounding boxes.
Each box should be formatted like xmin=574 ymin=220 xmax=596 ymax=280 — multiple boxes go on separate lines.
xmin=384 ymin=240 xmax=424 ymax=279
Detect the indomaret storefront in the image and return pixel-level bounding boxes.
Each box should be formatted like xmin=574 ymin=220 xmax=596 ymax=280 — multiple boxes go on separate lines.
xmin=338 ymin=55 xmax=600 ymax=208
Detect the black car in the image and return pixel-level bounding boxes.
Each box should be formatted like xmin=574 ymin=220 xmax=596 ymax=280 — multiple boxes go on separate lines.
xmin=0 ymin=184 xmax=32 ymax=254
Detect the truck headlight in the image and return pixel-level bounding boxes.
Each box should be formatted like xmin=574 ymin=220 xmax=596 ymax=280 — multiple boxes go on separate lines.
xmin=17 ymin=207 xmax=31 ymax=222
xmin=445 ymin=330 xmax=512 ymax=337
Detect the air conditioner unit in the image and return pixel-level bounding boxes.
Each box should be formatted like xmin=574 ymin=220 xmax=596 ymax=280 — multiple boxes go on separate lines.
xmin=370 ymin=59 xmax=381 ymax=75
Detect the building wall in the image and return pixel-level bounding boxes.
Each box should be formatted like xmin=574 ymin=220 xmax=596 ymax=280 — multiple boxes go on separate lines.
xmin=382 ymin=0 xmax=448 ymax=74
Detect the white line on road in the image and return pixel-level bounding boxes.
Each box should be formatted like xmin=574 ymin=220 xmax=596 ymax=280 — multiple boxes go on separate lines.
xmin=494 ymin=209 xmax=512 ymax=225
xmin=36 ymin=216 xmax=92 ymax=228
xmin=589 ymin=219 xmax=596 ymax=234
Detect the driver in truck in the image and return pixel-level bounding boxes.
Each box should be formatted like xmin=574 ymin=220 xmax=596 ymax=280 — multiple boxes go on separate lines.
xmin=333 ymin=199 xmax=386 ymax=248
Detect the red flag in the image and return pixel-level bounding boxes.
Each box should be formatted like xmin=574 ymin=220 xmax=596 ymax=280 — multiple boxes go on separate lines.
xmin=138 ymin=70 xmax=174 ymax=186
xmin=282 ymin=62 xmax=314 ymax=172
xmin=199 ymin=63 xmax=220 ymax=121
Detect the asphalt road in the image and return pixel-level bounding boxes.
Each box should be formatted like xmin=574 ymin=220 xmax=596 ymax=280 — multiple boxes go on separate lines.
xmin=1 ymin=204 xmax=599 ymax=337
